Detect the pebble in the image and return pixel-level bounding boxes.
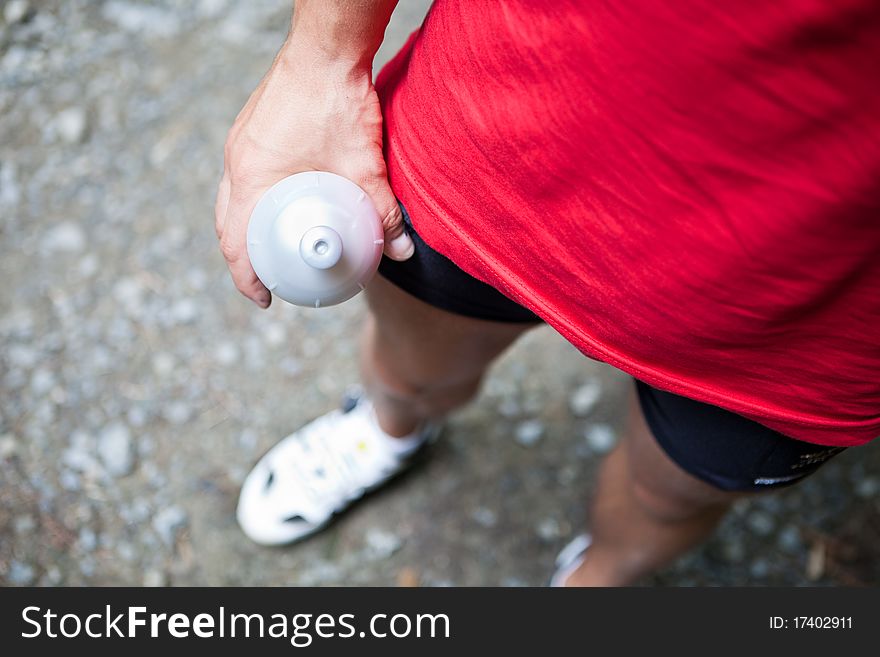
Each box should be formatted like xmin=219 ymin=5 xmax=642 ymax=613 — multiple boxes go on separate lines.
xmin=264 ymin=322 xmax=286 ymax=347
xmin=471 ymin=506 xmax=497 ymax=528
xmin=13 ymin=515 xmax=36 ymax=534
xmin=143 ymin=569 xmax=167 ymax=587
xmin=54 ymin=106 xmax=88 ymax=144
xmin=163 ymin=401 xmax=192 ymax=425
xmin=514 ymin=419 xmax=545 ymax=447
xmin=0 ymin=161 xmax=20 ymax=207
xmin=749 ymin=558 xmax=771 ymax=579
xmin=8 ymin=560 xmax=35 ymax=585
xmin=101 ymin=2 xmax=181 ymax=38
xmin=0 ymin=433 xmax=17 ymax=458
xmin=569 ymin=380 xmax=601 ymax=416
xmin=169 ymin=298 xmax=198 ymax=325
xmin=78 ymin=527 xmax=98 ymax=552
xmin=97 ymin=422 xmax=135 ymax=477
xmin=113 ymin=277 xmax=143 ymax=308
xmin=747 ymin=510 xmax=776 ymax=537
xmin=584 ymin=424 xmax=616 ymax=454
xmin=722 ymin=538 xmax=746 ymax=563
xmin=365 ymin=528 xmax=403 ymax=559
xmin=777 ymin=525 xmax=802 ymax=553
xmin=63 ymin=431 xmax=101 ymax=475
xmin=77 ymin=253 xmax=99 ymax=278
xmin=497 ymin=397 xmax=521 ymax=418
xmin=238 ymin=428 xmax=258 ymax=450
xmin=151 ymin=352 xmax=176 ymax=377
xmin=535 ymin=517 xmax=561 ymax=541
xmin=152 ymin=506 xmax=188 ymax=546
xmin=4 ymin=0 xmax=30 ymax=25
xmin=213 ymin=340 xmax=240 ymax=366
xmin=7 ymin=344 xmax=38 ymax=369
xmin=59 ymin=470 xmax=81 ymax=490
xmin=41 ymin=221 xmax=86 ymax=253
xmin=855 ymin=476 xmax=879 ymax=499
xmin=30 ymin=367 xmax=55 ymax=396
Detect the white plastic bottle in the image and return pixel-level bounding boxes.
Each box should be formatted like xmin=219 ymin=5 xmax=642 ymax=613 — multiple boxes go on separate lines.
xmin=247 ymin=172 xmax=385 ymax=307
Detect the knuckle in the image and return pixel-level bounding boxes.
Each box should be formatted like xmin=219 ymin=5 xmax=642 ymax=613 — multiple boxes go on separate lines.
xmin=380 ymin=204 xmax=403 ymax=232
xmin=219 ymin=237 xmax=241 ymax=263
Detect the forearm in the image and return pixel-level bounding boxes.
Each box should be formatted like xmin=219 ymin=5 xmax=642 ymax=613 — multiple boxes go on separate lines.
xmin=285 ymin=0 xmax=400 ymax=69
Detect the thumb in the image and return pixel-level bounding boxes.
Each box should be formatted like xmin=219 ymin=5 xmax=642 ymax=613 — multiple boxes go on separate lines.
xmin=360 ymin=176 xmax=414 ymax=261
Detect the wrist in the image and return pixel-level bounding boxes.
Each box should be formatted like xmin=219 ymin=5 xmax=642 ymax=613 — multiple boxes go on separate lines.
xmin=277 ymin=34 xmax=373 ymax=83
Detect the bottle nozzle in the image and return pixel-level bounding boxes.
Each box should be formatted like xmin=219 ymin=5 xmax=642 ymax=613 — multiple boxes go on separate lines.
xmin=299 ymin=225 xmax=343 ymax=270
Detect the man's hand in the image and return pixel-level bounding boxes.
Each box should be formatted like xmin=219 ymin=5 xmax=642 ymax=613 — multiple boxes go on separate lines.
xmin=215 ymin=2 xmax=410 ymax=308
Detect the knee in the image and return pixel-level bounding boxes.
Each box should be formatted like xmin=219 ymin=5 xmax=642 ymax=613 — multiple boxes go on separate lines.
xmin=630 ymin=479 xmax=730 ymax=524
xmin=376 ymin=366 xmax=482 ymax=409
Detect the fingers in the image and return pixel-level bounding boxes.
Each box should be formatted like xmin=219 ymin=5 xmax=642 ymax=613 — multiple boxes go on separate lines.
xmin=214 ymin=175 xmax=230 ymax=240
xmin=215 ymin=177 xmax=271 ymax=309
xmin=360 ymin=175 xmax=414 ymax=261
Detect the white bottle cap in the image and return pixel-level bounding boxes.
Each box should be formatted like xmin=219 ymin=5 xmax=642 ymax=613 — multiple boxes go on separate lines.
xmin=247 ymin=172 xmax=384 ymax=307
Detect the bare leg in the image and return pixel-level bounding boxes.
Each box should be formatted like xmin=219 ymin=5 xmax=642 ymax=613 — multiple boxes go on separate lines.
xmin=566 ymin=388 xmax=752 ymax=586
xmin=360 ymin=276 xmax=536 ymax=437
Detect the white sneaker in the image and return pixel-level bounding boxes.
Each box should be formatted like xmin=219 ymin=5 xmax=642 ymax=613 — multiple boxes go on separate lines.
xmin=549 ymin=533 xmax=592 ymax=587
xmin=236 ymin=392 xmax=441 ymax=546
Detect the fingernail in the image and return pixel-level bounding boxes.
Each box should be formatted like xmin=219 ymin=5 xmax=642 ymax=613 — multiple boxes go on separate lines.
xmin=388 ymin=233 xmax=415 ymax=261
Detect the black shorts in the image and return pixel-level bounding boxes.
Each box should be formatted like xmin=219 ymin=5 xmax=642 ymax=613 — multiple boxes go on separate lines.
xmin=378 ymin=204 xmax=846 ymax=492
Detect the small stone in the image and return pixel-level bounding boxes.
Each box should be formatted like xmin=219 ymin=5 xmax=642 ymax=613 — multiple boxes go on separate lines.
xmin=143 ymin=569 xmax=167 ymax=587
xmin=471 ymin=506 xmax=497 ymax=528
xmin=213 ymin=341 xmax=239 ymax=366
xmin=97 ymin=422 xmax=135 ymax=477
xmin=497 ymin=397 xmax=521 ymax=418
xmin=501 ymin=577 xmax=529 ymax=587
xmin=170 ymin=298 xmax=198 ymax=324
xmin=855 ymin=476 xmax=879 ymax=499
xmin=747 ymin=510 xmax=776 ymax=537
xmin=102 ymin=2 xmax=181 ymax=38
xmin=45 ymin=567 xmax=62 ymax=585
xmin=30 ymin=368 xmax=55 ymax=396
xmin=584 ymin=424 xmax=616 ymax=454
xmin=777 ymin=526 xmax=802 ymax=553
xmin=535 ymin=517 xmax=561 ymax=541
xmin=722 ymin=538 xmax=746 ymax=563
xmin=78 ymin=254 xmax=99 ymax=278
xmin=152 ymin=506 xmax=188 ymax=546
xmin=7 ymin=344 xmax=37 ymax=369
xmin=163 ymin=401 xmax=191 ymax=425
xmin=0 ymin=161 xmax=20 ymax=207
xmin=264 ymin=322 xmax=286 ymax=347
xmin=54 ymin=106 xmax=88 ymax=144
xmin=0 ymin=433 xmax=17 ymax=458
xmin=63 ymin=430 xmax=101 ymax=475
xmin=364 ymin=528 xmax=403 ymax=559
xmin=238 ymin=428 xmax=257 ymax=450
xmin=13 ymin=515 xmax=36 ymax=534
xmin=749 ymin=558 xmax=771 ymax=579
xmin=59 ymin=470 xmax=80 ymax=490
xmin=514 ymin=419 xmax=545 ymax=447
xmin=78 ymin=527 xmax=98 ymax=552
xmin=279 ymin=357 xmax=302 ymax=377
xmin=79 ymin=557 xmax=96 ymax=578
xmin=127 ymin=405 xmax=148 ymax=428
xmin=8 ymin=560 xmax=35 ymax=585
xmin=569 ymin=380 xmax=601 ymax=417
xmin=4 ymin=0 xmax=30 ymax=25
xmin=113 ymin=277 xmax=143 ymax=307
xmin=151 ymin=352 xmax=175 ymax=377
xmin=41 ymin=221 xmax=86 ymax=253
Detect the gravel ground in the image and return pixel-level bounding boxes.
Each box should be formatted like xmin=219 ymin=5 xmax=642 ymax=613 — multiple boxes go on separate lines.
xmin=1 ymin=0 xmax=877 ymax=587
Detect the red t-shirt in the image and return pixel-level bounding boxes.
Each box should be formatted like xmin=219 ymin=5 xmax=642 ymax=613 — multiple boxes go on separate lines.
xmin=375 ymin=0 xmax=880 ymax=446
